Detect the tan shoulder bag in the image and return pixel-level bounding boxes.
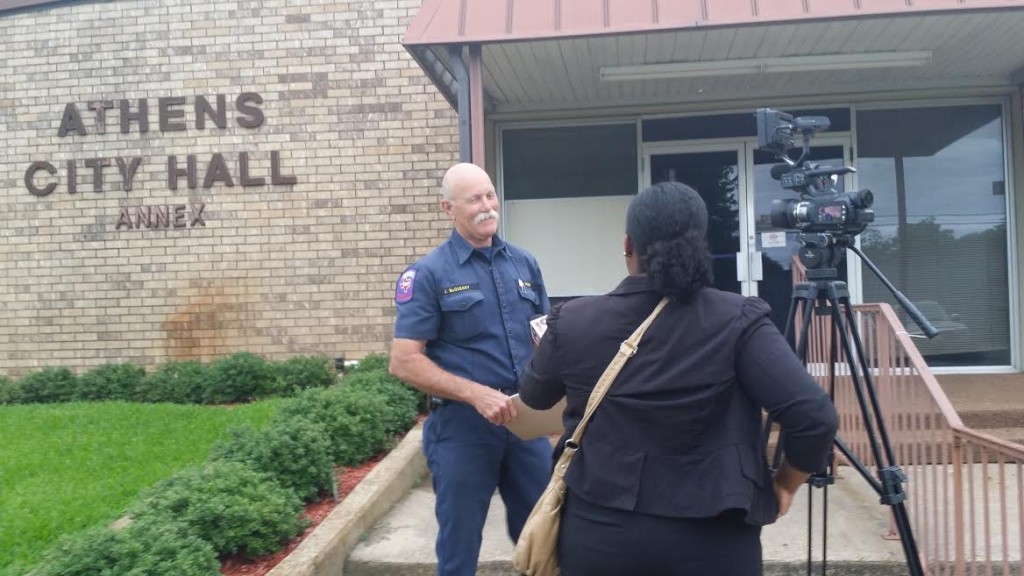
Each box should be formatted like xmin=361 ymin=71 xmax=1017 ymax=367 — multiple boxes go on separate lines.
xmin=513 ymin=297 xmax=669 ymax=576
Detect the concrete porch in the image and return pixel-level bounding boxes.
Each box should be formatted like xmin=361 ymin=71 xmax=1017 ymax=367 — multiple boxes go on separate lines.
xmin=341 ymin=372 xmax=1024 ymax=575
xmin=345 ymin=469 xmax=909 ymax=576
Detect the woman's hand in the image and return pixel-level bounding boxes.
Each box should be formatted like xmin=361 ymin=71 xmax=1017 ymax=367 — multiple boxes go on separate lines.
xmin=772 ymin=461 xmax=810 ymax=519
xmin=773 ymin=479 xmax=797 ymax=518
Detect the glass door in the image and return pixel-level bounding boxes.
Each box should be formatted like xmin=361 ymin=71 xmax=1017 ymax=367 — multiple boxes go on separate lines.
xmin=643 ymin=139 xmax=855 ymax=329
xmin=644 ymin=144 xmax=752 ymax=296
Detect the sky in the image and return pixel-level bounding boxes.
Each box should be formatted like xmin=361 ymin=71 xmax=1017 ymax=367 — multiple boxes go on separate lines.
xmin=858 ymin=118 xmax=1006 ymax=238
xmin=752 ymin=116 xmax=1008 ymax=267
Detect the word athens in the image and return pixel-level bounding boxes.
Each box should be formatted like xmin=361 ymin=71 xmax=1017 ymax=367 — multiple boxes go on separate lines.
xmin=23 ymin=92 xmax=296 ymax=198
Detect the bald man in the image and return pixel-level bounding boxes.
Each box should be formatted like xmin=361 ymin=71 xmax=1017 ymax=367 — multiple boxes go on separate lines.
xmin=390 ymin=163 xmax=553 ymax=576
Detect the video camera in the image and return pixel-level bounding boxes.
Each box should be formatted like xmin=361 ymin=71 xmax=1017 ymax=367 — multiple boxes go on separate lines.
xmin=755 ymin=108 xmax=874 ymax=236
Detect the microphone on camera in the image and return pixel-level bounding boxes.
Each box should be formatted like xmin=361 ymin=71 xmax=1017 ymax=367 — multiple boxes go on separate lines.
xmin=770 ymin=163 xmax=791 ymax=181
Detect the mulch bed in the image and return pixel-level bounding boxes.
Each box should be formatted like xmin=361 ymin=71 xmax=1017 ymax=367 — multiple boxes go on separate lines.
xmin=219 ymin=453 xmax=385 ymax=576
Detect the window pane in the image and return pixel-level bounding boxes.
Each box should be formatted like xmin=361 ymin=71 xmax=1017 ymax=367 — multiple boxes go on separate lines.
xmin=501 ymin=123 xmax=639 ymax=300
xmin=502 ymin=124 xmax=638 ymax=200
xmin=856 ymin=105 xmax=1009 ymax=367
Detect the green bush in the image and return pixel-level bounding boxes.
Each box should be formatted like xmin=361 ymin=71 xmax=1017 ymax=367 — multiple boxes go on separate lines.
xmin=30 ymin=524 xmax=119 ymax=576
xmin=209 ymin=418 xmax=334 ymax=502
xmin=347 ymin=353 xmax=389 ymax=374
xmin=340 ymin=370 xmax=420 ymax=436
xmin=130 ymin=461 xmax=306 ymax=558
xmin=345 ymin=356 xmax=427 ymax=413
xmin=274 ymin=386 xmax=391 ymax=467
xmin=17 ymin=367 xmax=79 ymax=404
xmin=32 ymin=517 xmax=220 ymax=576
xmin=76 ymin=363 xmax=147 ymax=402
xmin=202 ymin=352 xmax=275 ymax=404
xmin=272 ymin=355 xmax=337 ymax=396
xmin=136 ymin=360 xmax=207 ymax=404
xmin=0 ymin=374 xmax=22 ymax=404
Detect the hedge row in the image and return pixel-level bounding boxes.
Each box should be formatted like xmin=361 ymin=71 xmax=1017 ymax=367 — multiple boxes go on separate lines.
xmin=29 ymin=356 xmax=426 ymax=576
xmin=0 ymin=352 xmax=340 ymax=405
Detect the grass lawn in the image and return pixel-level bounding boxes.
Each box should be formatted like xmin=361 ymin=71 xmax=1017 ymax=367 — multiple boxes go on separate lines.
xmin=0 ymin=400 xmax=282 ymax=576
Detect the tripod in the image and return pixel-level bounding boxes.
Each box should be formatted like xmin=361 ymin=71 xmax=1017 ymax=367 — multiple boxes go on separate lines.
xmin=769 ymin=233 xmax=936 ymax=576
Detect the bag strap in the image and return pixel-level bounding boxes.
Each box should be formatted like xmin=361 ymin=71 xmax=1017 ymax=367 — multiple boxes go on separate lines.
xmin=553 ymin=296 xmax=670 ymax=476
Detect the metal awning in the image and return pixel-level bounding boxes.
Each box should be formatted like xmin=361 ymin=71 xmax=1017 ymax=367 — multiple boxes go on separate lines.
xmin=403 ymin=0 xmax=1024 ymax=46
xmin=0 ymin=0 xmax=62 ymax=14
xmin=403 ymin=0 xmax=1024 ymax=114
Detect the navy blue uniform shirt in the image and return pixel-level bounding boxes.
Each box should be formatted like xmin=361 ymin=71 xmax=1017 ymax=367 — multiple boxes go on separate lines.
xmin=394 ymin=230 xmax=550 ymax=390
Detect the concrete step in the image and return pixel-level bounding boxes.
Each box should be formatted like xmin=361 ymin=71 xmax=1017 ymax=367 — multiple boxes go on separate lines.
xmin=937 ymin=373 xmax=1024 ymax=447
xmin=959 ymin=409 xmax=1024 ymax=430
xmin=345 ymin=473 xmax=910 ymax=575
xmin=938 ymin=374 xmax=1024 ymax=417
xmin=959 ymin=427 xmax=1024 ymax=446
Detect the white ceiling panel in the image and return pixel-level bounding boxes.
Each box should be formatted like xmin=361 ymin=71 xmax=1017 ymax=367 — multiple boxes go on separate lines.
xmin=468 ymin=10 xmax=1024 ymax=112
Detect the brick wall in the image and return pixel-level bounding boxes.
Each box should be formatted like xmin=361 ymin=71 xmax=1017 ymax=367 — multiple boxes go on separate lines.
xmin=0 ymin=0 xmax=457 ymax=374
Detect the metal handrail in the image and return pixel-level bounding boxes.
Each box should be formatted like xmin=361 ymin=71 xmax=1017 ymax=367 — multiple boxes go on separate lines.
xmin=791 ymin=257 xmax=1024 ymax=575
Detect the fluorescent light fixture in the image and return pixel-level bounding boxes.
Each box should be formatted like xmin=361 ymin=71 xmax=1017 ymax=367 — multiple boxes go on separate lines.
xmin=600 ymin=51 xmax=932 ymax=82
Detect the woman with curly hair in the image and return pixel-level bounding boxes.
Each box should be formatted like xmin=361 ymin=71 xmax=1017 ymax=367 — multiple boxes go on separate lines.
xmin=517 ymin=181 xmax=838 ymax=575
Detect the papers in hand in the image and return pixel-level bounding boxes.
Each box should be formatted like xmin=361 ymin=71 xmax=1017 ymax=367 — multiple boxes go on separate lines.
xmin=506 ymin=394 xmax=566 ymax=440
xmin=529 ymin=314 xmax=548 ymax=346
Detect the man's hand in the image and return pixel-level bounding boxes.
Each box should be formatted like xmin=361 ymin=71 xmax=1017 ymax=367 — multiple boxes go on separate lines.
xmin=470 ymin=385 xmax=518 ymax=425
xmin=389 ymin=339 xmax=519 ymax=425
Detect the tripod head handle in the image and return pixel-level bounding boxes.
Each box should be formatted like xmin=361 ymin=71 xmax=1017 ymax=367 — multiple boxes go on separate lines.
xmin=887 ymin=289 xmax=940 ymax=339
xmin=847 ymin=244 xmax=939 ymax=339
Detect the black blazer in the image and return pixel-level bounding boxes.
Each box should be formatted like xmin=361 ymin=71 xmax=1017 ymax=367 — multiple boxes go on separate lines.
xmin=518 ymin=275 xmax=838 ymax=526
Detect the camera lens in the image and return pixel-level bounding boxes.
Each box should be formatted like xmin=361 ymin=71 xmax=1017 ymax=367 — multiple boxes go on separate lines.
xmin=770 ymin=199 xmax=799 ymax=229
xmin=849 ymin=189 xmax=873 ymax=209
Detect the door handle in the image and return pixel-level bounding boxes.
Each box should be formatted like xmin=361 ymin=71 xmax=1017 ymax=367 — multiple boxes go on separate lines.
xmin=749 ymin=251 xmax=763 ymax=282
xmin=737 ymin=252 xmax=764 ymax=283
xmin=736 ymin=252 xmax=747 ymax=283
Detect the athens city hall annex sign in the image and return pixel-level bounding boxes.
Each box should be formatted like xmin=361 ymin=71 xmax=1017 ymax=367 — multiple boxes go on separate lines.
xmin=23 ymin=92 xmax=297 ymax=230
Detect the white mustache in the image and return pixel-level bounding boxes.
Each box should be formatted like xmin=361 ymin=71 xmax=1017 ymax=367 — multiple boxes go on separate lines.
xmin=474 ymin=210 xmax=499 ymax=224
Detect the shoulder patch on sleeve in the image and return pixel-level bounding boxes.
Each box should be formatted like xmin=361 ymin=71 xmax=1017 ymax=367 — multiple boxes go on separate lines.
xmin=395 ymin=269 xmax=417 ymax=304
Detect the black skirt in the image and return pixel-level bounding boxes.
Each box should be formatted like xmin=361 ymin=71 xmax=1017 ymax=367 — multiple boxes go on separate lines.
xmin=558 ymin=490 xmax=763 ymax=576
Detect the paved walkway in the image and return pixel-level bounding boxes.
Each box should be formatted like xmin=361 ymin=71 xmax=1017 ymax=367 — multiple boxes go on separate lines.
xmin=346 ymin=467 xmax=910 ymax=575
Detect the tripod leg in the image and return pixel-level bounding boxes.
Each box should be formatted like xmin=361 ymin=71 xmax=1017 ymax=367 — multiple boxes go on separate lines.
xmin=824 ymin=285 xmax=926 ymax=576
xmin=768 ymin=282 xmax=819 ymax=471
xmin=808 ymin=292 xmax=844 ymax=576
xmin=836 ymin=290 xmax=901 ymax=471
xmin=806 ymin=486 xmax=813 ymax=576
xmin=773 ymin=282 xmax=832 ymax=576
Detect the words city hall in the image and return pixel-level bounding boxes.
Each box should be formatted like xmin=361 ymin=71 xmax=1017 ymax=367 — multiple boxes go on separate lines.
xmin=22 ymin=93 xmax=299 ymax=230
xmin=24 ymin=150 xmax=298 ymax=197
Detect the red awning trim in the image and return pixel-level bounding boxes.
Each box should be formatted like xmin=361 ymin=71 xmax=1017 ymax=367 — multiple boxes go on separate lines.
xmin=403 ymin=0 xmax=1024 ymax=47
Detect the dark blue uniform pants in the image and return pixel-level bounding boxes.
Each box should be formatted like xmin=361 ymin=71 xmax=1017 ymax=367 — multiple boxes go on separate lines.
xmin=423 ymin=401 xmax=553 ymax=576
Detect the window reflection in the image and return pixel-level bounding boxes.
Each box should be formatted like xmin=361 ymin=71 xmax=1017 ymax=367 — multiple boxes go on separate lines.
xmin=503 ymin=124 xmax=637 ymax=201
xmin=856 ymin=105 xmax=1008 ymax=367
